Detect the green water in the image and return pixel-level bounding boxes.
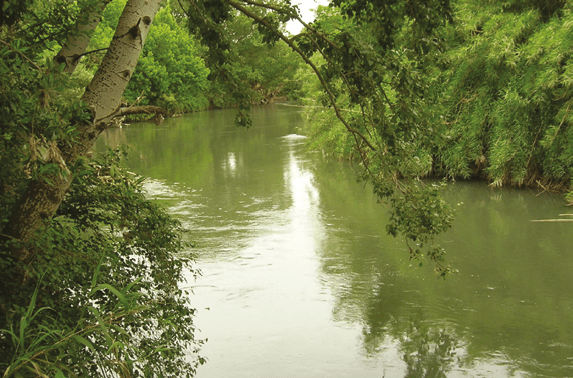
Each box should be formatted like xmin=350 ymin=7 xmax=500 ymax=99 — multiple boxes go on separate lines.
xmin=98 ymin=105 xmax=573 ymax=377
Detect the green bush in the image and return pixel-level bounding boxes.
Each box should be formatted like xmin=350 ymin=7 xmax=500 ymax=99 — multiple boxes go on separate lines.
xmin=1 ymin=149 xmax=204 ymax=377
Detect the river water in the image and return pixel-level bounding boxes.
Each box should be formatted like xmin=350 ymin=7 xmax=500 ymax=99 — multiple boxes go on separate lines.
xmin=98 ymin=105 xmax=573 ymax=378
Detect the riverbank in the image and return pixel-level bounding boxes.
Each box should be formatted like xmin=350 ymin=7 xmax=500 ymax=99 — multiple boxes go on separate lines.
xmin=300 ymin=104 xmax=571 ymax=203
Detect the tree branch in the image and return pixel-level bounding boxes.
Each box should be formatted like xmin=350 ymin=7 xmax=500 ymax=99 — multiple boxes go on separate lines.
xmin=54 ymin=2 xmax=109 ymax=74
xmin=228 ymin=0 xmax=377 ymax=152
xmin=115 ymin=105 xmax=168 ymax=117
xmin=238 ymin=0 xmax=339 ymax=49
xmin=71 ymin=47 xmax=109 ymax=62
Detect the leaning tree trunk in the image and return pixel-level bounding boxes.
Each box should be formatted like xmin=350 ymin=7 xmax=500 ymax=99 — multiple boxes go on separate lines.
xmin=3 ymin=0 xmax=162 ymax=263
xmin=54 ymin=1 xmax=109 ymax=74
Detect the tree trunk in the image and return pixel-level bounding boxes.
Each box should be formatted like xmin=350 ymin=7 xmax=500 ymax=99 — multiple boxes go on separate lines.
xmin=3 ymin=0 xmax=162 ymax=262
xmin=54 ymin=1 xmax=109 ymax=74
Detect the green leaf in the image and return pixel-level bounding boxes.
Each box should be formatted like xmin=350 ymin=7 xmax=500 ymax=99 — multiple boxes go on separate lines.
xmin=71 ymin=335 xmax=95 ymax=352
xmin=91 ymin=257 xmax=104 ymax=289
xmin=91 ymin=283 xmax=128 ymax=308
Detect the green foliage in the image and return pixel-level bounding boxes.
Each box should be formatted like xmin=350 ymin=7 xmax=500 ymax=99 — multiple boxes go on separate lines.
xmin=1 ymin=1 xmax=204 ymax=375
xmin=204 ymin=12 xmax=302 ymax=108
xmin=385 ymin=181 xmax=455 ymax=277
xmin=0 ymin=0 xmax=31 ymax=27
xmin=1 ymin=149 xmax=204 ymax=377
xmin=89 ymin=0 xmax=210 ymax=113
xmin=87 ymin=0 xmax=126 ymax=52
xmin=299 ymin=0 xmax=571 ymax=271
xmin=2 ymin=275 xmax=146 ymax=377
xmin=3 ymin=0 xmax=97 ymax=45
xmin=305 ymin=106 xmax=358 ymax=159
xmin=287 ymin=1 xmax=456 ymax=272
xmin=187 ymin=0 xmax=303 ymax=127
xmin=0 ymin=22 xmax=91 ymax=220
xmin=125 ymin=5 xmax=210 ymax=113
xmin=185 ymin=0 xmax=459 ymax=272
xmin=435 ymin=1 xmax=572 ymax=190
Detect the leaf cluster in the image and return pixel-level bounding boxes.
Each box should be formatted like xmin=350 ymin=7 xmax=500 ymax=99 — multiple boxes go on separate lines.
xmin=1 ymin=148 xmax=204 ymax=377
xmin=434 ymin=0 xmax=571 ymax=190
xmin=0 ymin=35 xmax=91 ymax=218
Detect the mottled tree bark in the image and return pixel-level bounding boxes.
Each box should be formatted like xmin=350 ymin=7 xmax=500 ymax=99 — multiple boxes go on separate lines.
xmin=3 ymin=0 xmax=162 ymax=262
xmin=54 ymin=1 xmax=109 ymax=74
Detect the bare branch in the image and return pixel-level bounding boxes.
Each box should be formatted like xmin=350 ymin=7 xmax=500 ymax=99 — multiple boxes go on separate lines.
xmin=115 ymin=105 xmax=168 ymax=117
xmin=71 ymin=47 xmax=109 ymax=62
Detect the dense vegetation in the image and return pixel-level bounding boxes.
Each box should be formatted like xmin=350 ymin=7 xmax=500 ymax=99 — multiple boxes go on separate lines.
xmin=52 ymin=0 xmax=302 ymax=117
xmin=1 ymin=150 xmax=204 ymax=376
xmin=89 ymin=1 xmax=210 ymax=114
xmin=436 ymin=1 xmax=571 ymax=191
xmin=201 ymin=8 xmax=304 ymax=108
xmin=0 ymin=0 xmax=570 ymax=376
xmin=0 ymin=0 xmax=204 ymax=376
xmin=303 ymin=1 xmax=571 ymax=196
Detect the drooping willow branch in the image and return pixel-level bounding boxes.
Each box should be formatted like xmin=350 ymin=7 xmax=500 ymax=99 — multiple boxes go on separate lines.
xmin=228 ymin=0 xmax=377 ymax=152
xmin=238 ymin=0 xmax=339 ymax=50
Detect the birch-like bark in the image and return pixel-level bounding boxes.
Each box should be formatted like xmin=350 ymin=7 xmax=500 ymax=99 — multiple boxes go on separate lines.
xmin=54 ymin=1 xmax=109 ymax=74
xmin=3 ymin=0 xmax=162 ymax=261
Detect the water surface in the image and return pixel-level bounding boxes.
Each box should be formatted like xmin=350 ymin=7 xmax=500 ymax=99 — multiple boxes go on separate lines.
xmin=98 ymin=105 xmax=573 ymax=377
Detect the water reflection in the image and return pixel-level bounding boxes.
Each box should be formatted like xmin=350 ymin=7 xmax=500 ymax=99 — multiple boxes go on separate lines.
xmin=314 ymin=163 xmax=573 ymax=376
xmin=97 ymin=105 xmax=573 ymax=378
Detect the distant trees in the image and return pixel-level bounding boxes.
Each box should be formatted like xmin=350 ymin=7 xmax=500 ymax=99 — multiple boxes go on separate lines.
xmin=88 ymin=0 xmax=302 ymax=112
xmin=204 ymin=10 xmax=303 ymax=108
xmin=85 ymin=0 xmax=211 ymax=114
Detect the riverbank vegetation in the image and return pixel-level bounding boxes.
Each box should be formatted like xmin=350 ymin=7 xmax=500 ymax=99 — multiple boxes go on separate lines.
xmin=0 ymin=0 xmax=570 ymax=375
xmin=0 ymin=0 xmax=205 ymax=376
xmin=302 ymin=1 xmax=571 ymax=196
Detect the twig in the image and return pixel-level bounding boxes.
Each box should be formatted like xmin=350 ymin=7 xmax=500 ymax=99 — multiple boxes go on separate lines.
xmin=536 ymin=180 xmax=548 ymax=195
xmin=0 ymin=40 xmax=42 ymax=71
xmin=70 ymin=47 xmax=109 ymax=62
xmin=228 ymin=0 xmax=377 ymax=152
xmin=127 ymin=90 xmax=146 ymax=110
xmin=0 ymin=233 xmax=19 ymax=240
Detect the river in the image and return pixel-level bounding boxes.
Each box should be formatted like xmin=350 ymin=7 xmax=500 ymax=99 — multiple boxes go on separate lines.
xmin=98 ymin=105 xmax=573 ymax=378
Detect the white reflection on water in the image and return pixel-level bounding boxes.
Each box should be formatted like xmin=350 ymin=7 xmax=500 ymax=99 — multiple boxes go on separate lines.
xmin=224 ymin=152 xmax=237 ymax=175
xmin=188 ymin=135 xmax=383 ymax=378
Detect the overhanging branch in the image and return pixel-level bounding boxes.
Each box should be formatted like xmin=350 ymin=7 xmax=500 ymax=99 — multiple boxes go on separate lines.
xmin=228 ymin=0 xmax=377 ymax=152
